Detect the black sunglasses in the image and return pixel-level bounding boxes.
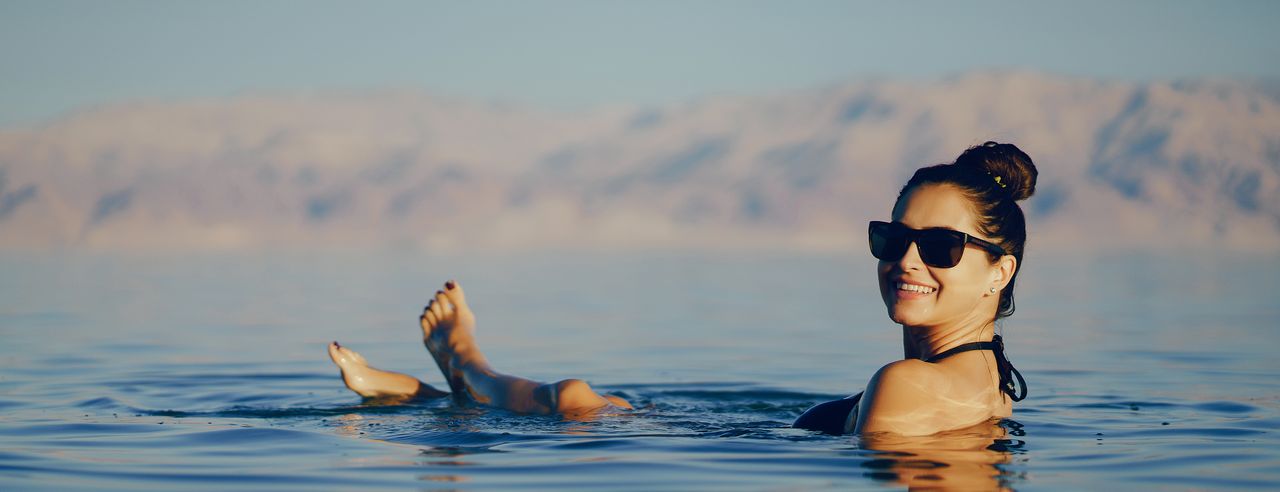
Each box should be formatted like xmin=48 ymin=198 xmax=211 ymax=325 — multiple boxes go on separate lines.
xmin=868 ymin=221 xmax=1007 ymax=268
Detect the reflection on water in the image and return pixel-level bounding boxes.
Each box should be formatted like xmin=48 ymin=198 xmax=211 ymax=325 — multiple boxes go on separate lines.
xmin=860 ymin=421 xmax=1022 ymax=491
xmin=1 ymin=252 xmax=1278 ymax=490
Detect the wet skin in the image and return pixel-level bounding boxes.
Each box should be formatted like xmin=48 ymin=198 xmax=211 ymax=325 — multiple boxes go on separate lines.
xmin=330 ymin=280 xmax=630 ymax=415
xmin=854 ymin=183 xmax=1018 ymax=436
xmin=328 ymin=341 xmax=448 ymax=402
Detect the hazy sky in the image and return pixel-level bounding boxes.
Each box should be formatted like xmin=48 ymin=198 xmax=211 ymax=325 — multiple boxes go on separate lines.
xmin=2 ymin=0 xmax=1277 ymax=127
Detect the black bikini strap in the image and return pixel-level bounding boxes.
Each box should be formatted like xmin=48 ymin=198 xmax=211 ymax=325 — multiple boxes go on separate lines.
xmin=923 ymin=334 xmax=1027 ymax=402
xmin=924 ymin=340 xmax=1000 ymax=363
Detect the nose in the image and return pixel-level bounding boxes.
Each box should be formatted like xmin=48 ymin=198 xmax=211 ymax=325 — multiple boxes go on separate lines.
xmin=897 ymin=241 xmax=925 ymax=270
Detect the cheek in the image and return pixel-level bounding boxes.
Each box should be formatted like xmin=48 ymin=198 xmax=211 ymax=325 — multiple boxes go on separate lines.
xmin=935 ymin=264 xmax=988 ymax=303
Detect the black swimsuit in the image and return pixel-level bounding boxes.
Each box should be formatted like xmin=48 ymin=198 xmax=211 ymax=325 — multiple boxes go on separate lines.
xmin=792 ymin=335 xmax=1027 ymax=435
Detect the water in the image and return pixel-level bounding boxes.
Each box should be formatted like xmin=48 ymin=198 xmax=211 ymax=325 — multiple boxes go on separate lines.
xmin=2 ymin=251 xmax=1278 ymax=490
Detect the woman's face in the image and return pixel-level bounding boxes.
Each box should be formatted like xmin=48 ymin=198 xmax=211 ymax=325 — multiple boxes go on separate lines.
xmin=877 ymin=184 xmax=1004 ymax=328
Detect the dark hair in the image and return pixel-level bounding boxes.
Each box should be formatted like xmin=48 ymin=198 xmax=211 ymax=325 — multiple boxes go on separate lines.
xmin=894 ymin=141 xmax=1038 ymax=320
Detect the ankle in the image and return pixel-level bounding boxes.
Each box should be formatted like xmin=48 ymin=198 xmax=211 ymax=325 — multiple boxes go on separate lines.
xmin=453 ymin=352 xmax=491 ymax=373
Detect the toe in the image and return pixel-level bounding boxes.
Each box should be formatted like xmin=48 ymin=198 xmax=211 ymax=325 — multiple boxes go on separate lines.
xmin=434 ymin=290 xmax=453 ymax=317
xmin=429 ymin=298 xmax=444 ymax=319
xmin=425 ymin=310 xmax=438 ymax=328
xmin=443 ymin=280 xmax=468 ymax=309
xmin=328 ymin=341 xmax=368 ymax=368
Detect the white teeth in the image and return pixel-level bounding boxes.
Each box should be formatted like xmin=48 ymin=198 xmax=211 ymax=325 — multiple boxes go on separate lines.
xmin=897 ymin=282 xmax=936 ymax=294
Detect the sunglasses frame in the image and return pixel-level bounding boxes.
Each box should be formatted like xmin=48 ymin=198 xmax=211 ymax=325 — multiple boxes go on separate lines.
xmin=868 ymin=221 xmax=1007 ymax=268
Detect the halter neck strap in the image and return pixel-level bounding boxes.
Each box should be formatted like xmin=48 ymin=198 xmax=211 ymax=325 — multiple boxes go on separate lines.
xmin=922 ymin=334 xmax=1027 ymax=402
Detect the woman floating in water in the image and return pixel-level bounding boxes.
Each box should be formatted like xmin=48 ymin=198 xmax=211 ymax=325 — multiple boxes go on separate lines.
xmin=330 ymin=141 xmax=1034 ymax=436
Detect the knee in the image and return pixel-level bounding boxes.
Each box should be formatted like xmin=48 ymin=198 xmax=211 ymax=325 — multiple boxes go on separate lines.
xmin=552 ymin=379 xmax=600 ymax=412
xmin=554 ymin=378 xmax=592 ymax=396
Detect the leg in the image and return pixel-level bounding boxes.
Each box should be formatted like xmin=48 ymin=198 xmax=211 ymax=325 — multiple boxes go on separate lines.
xmin=328 ymin=341 xmax=448 ymax=401
xmin=421 ymin=280 xmax=631 ymax=414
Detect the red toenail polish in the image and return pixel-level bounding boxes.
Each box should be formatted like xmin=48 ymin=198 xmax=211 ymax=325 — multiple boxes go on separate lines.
xmin=446 ymin=281 xmax=456 ymax=290
xmin=436 ymin=290 xmax=444 ymax=296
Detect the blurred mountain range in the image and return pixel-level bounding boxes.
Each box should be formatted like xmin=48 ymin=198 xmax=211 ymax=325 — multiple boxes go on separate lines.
xmin=1 ymin=71 xmax=1277 ymax=253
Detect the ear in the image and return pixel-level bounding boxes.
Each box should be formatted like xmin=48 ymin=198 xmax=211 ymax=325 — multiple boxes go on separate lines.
xmin=992 ymin=255 xmax=1017 ymax=292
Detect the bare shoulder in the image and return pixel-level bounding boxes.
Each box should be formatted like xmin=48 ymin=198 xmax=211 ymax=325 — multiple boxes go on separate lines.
xmin=872 ymin=359 xmax=948 ymax=392
xmin=859 ymin=360 xmax=948 ymax=414
xmin=855 ymin=359 xmax=989 ymax=436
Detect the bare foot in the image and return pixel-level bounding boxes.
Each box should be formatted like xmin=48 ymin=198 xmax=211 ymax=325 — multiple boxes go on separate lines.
xmin=420 ymin=280 xmax=487 ymax=398
xmin=328 ymin=341 xmax=446 ymax=400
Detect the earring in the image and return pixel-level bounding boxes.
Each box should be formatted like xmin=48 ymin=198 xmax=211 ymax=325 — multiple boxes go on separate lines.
xmin=989 ymin=287 xmax=998 ymax=294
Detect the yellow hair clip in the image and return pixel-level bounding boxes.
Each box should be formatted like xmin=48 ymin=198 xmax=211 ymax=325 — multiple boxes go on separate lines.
xmin=986 ymin=171 xmax=1008 ymax=188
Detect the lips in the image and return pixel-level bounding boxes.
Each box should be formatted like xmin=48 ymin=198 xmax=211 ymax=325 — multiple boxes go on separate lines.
xmin=896 ymin=281 xmax=936 ymax=294
xmin=889 ymin=278 xmax=937 ymax=301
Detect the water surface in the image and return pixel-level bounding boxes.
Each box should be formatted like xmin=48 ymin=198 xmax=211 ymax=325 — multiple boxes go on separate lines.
xmin=2 ymin=251 xmax=1277 ymax=490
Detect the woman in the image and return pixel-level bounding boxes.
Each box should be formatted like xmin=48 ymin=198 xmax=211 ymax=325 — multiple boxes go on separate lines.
xmin=794 ymin=141 xmax=1032 ymax=435
xmin=329 ymin=141 xmax=1034 ymax=435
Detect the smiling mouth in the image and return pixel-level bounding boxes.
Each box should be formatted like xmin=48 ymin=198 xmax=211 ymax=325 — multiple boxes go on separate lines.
xmin=895 ymin=281 xmax=936 ymax=294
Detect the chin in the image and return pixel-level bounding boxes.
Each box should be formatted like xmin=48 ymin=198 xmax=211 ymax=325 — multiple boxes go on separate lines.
xmin=885 ymin=305 xmax=907 ymax=324
xmin=886 ymin=304 xmax=928 ymax=327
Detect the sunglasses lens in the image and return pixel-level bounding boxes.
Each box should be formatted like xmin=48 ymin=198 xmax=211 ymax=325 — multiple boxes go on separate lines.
xmin=869 ymin=222 xmax=908 ymax=261
xmin=869 ymin=222 xmax=972 ymax=268
xmin=916 ymin=230 xmax=965 ymax=268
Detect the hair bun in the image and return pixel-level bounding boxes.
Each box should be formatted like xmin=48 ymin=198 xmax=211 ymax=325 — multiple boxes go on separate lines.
xmin=954 ymin=141 xmax=1038 ymax=201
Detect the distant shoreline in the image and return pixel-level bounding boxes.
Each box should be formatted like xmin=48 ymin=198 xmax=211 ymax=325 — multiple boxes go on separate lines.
xmin=2 ymin=72 xmax=1277 ymax=253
